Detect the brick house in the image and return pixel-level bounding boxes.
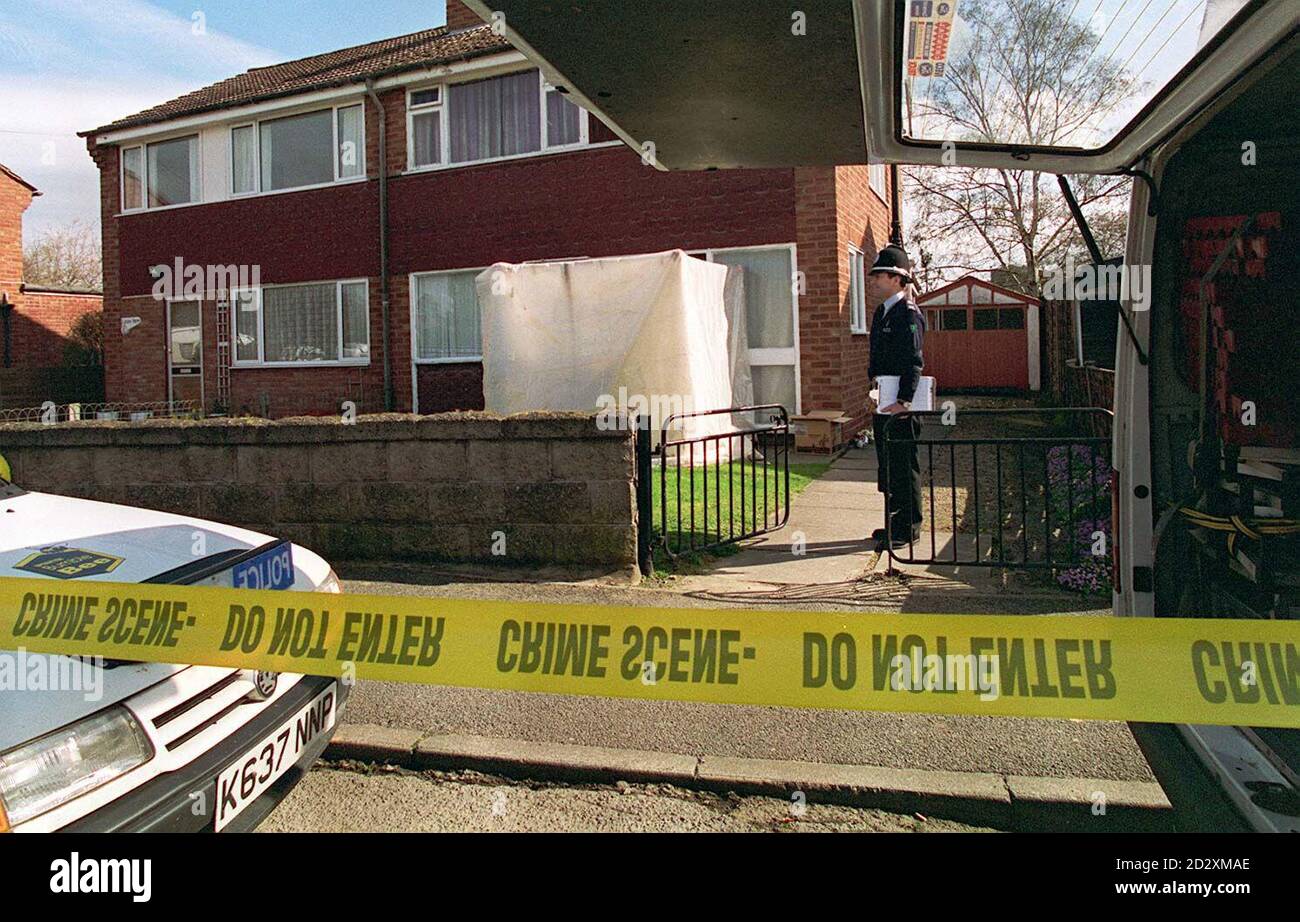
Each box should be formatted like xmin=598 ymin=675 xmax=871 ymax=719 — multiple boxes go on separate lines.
xmin=0 ymin=164 xmax=103 ymax=374
xmin=81 ymin=1 xmax=895 ymax=434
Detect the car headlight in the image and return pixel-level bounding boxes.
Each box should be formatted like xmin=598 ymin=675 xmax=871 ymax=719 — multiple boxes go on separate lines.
xmin=317 ymin=568 xmax=343 ymax=594
xmin=0 ymin=706 xmax=154 ymax=828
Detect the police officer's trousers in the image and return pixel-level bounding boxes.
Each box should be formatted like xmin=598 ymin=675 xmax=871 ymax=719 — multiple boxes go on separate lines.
xmin=873 ymin=413 xmax=922 ymax=535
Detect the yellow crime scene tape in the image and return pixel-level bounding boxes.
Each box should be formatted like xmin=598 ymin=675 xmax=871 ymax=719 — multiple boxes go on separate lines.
xmin=2 ymin=575 xmax=1297 ymax=728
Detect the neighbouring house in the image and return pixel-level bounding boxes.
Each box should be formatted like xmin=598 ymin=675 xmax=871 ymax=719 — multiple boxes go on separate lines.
xmin=80 ymin=0 xmax=896 ymax=434
xmin=915 ymin=275 xmax=1041 ymax=393
xmin=0 ymin=163 xmax=104 ymax=407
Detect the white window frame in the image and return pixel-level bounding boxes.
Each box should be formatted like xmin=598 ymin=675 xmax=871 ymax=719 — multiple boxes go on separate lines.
xmin=120 ymin=133 xmax=202 ymax=213
xmin=229 ymin=102 xmax=366 ymax=198
xmin=406 ymin=85 xmax=445 ymax=170
xmin=229 ymin=123 xmax=259 ymax=197
xmin=405 ymin=67 xmax=614 ymax=173
xmin=692 ymin=243 xmax=802 ymax=416
xmin=230 ymin=278 xmax=371 ymax=368
xmin=848 ymin=245 xmax=868 ymax=334
xmin=409 ymin=267 xmax=486 ymax=365
xmin=542 ymin=81 xmax=588 ymax=151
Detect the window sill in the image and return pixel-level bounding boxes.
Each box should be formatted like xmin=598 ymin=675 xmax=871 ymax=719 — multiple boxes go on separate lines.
xmin=232 ymin=174 xmax=369 ymax=199
xmin=413 ymin=357 xmax=483 ymax=365
xmin=402 ymin=140 xmax=624 ymax=175
xmin=119 ymin=200 xmax=202 ymax=216
xmin=117 ymin=175 xmax=369 ymax=218
xmin=233 ymin=360 xmax=371 ymax=369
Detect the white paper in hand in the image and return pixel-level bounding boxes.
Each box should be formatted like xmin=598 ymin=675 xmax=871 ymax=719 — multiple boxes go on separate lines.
xmin=872 ymin=375 xmax=935 ymax=412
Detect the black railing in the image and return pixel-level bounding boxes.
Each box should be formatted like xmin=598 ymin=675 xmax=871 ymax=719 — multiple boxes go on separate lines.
xmin=647 ymin=405 xmax=791 ymax=560
xmin=881 ymin=408 xmax=1113 ymax=572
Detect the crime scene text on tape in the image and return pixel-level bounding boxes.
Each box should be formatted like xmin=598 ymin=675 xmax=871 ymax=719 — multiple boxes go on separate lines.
xmin=2 ymin=576 xmax=1297 ymax=728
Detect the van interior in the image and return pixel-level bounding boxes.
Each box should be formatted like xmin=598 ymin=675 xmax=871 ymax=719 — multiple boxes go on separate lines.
xmin=1136 ymin=42 xmax=1299 ymax=828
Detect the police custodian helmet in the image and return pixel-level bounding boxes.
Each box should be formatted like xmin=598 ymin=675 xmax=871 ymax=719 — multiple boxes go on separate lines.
xmin=869 ymin=244 xmax=913 ymax=281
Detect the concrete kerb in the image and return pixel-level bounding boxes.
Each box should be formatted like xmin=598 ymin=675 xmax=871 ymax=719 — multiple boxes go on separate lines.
xmin=324 ymin=724 xmax=1173 ymax=831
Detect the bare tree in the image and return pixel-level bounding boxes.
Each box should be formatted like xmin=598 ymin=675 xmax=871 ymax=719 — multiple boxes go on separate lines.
xmin=904 ymin=0 xmax=1137 ymax=291
xmin=22 ymin=221 xmax=102 ymax=292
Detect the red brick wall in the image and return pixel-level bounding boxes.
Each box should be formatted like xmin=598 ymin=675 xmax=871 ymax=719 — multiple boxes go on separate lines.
xmin=388 ymin=146 xmax=795 ymax=273
xmin=446 ymin=0 xmax=484 ymax=30
xmin=792 ymin=165 xmax=893 ymax=436
xmin=114 ymin=183 xmax=379 ymax=298
xmin=1 ymin=169 xmax=104 ymax=370
xmin=835 ymin=165 xmax=893 ymax=435
xmin=92 ymin=144 xmax=128 ymax=403
xmin=794 ymin=167 xmax=840 ymax=418
xmin=0 ymin=172 xmax=34 ymax=301
xmin=10 ymin=291 xmax=102 ymax=368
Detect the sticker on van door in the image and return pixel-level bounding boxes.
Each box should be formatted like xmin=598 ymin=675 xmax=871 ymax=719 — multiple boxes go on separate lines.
xmin=14 ymin=546 xmax=126 ymax=579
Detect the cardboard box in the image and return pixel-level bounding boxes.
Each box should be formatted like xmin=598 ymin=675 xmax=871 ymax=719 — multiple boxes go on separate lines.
xmin=791 ymin=410 xmax=853 ymax=453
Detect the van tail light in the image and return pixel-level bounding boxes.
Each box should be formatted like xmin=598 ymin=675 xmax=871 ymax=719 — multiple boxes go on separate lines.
xmin=1110 ymin=467 xmax=1122 ymax=594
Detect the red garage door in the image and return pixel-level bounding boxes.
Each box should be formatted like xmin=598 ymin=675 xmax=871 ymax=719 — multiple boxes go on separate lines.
xmin=917 ymin=277 xmax=1038 ymax=393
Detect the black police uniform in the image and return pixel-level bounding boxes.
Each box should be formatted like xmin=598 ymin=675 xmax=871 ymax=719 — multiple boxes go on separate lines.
xmin=868 ymin=292 xmax=925 ymax=541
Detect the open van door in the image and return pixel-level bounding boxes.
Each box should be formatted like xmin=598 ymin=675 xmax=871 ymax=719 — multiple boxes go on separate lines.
xmin=464 ymin=0 xmax=1296 ymax=176
xmin=858 ymin=0 xmax=1296 ymax=174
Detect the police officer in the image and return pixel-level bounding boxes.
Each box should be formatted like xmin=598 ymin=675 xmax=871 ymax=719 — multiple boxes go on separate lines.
xmin=866 ymin=244 xmax=924 ymax=548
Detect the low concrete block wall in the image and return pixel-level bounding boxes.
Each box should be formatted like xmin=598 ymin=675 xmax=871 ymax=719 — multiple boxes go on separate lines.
xmin=0 ymin=413 xmax=637 ymax=569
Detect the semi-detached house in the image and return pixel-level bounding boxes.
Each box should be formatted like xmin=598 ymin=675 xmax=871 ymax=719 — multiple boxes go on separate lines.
xmin=81 ymin=1 xmax=895 ymax=434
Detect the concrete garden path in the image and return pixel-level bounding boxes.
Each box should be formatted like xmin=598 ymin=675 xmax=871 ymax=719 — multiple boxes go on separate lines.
xmin=668 ymin=446 xmax=1094 ymax=614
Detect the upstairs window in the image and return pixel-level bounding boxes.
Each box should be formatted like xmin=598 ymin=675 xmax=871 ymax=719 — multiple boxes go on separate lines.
xmin=121 ymin=135 xmax=199 ymax=211
xmin=121 ymin=147 xmax=144 ymax=210
xmin=409 ymin=68 xmax=594 ymax=170
xmin=409 ymin=86 xmax=443 ymax=168
xmin=232 ymin=103 xmax=365 ymax=196
xmin=449 ymin=69 xmax=541 ymax=163
xmin=545 ymin=83 xmax=582 ymax=148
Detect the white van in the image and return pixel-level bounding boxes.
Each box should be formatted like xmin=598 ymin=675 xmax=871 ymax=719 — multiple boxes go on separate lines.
xmin=0 ymin=473 xmax=348 ymax=831
xmin=468 ymin=0 xmax=1299 ymax=830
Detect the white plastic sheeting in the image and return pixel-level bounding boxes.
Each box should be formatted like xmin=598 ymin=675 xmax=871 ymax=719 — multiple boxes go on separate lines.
xmin=477 ymin=250 xmax=754 ymax=453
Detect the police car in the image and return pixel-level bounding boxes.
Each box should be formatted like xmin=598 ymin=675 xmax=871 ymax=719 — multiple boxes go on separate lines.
xmin=0 ymin=459 xmax=348 ymax=832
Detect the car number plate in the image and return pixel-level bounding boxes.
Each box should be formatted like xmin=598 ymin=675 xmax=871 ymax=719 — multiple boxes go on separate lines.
xmin=214 ymin=683 xmax=336 ymax=830
xmin=230 ymin=543 xmax=295 ymax=590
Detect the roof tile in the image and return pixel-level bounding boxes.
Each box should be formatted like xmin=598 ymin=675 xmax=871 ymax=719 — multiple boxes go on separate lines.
xmin=85 ymin=25 xmax=512 ymax=136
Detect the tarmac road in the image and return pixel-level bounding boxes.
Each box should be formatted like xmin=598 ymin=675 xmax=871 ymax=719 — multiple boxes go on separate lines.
xmin=260 ymin=762 xmax=998 ymax=832
xmin=333 ymin=571 xmax=1154 ymax=782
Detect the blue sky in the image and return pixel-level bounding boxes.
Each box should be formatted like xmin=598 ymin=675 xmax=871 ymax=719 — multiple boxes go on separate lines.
xmin=0 ymin=0 xmax=447 ymax=237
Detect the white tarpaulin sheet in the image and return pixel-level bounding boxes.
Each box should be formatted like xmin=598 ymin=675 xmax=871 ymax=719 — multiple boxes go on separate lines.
xmin=477 ymin=250 xmax=752 ymax=453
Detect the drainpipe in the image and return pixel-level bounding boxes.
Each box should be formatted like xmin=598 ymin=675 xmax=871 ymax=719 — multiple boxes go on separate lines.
xmin=889 ymin=164 xmax=903 ymax=246
xmin=366 ymin=79 xmax=394 ymax=411
xmin=0 ymin=294 xmax=12 ymax=368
